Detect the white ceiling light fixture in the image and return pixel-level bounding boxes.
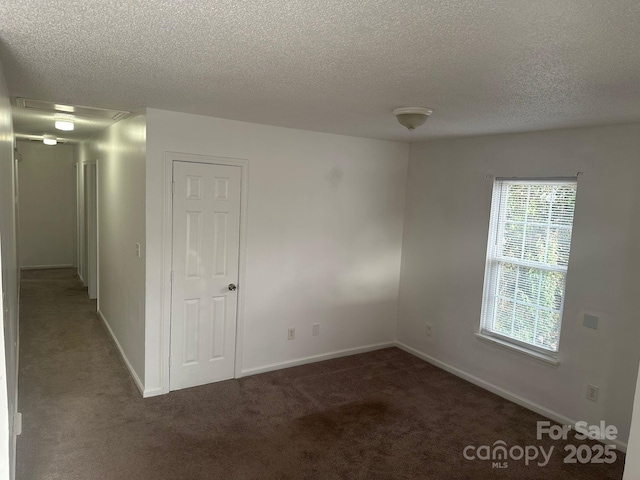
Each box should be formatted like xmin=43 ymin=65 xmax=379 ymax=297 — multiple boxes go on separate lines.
xmin=54 ymin=120 xmax=74 ymax=131
xmin=393 ymin=107 xmax=433 ymax=131
xmin=43 ymin=134 xmax=57 ymax=145
xmin=54 ymin=113 xmax=75 ymax=131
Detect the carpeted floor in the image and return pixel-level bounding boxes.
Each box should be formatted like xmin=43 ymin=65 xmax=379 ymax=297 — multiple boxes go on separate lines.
xmin=17 ymin=268 xmax=625 ymax=479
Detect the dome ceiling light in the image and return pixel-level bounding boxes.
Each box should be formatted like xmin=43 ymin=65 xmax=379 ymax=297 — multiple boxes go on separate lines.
xmin=43 ymin=134 xmax=57 ymax=146
xmin=393 ymin=107 xmax=433 ymax=131
xmin=55 ymin=113 xmax=75 ymax=131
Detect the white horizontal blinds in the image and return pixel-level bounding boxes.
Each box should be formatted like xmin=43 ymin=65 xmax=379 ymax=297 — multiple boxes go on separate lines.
xmin=483 ymin=179 xmax=577 ymax=353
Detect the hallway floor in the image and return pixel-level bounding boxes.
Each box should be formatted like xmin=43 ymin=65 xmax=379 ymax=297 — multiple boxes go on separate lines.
xmin=17 ymin=269 xmax=625 ymax=479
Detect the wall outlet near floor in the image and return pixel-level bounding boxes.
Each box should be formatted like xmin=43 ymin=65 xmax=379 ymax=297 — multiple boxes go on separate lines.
xmin=287 ymin=327 xmax=296 ymax=340
xmin=586 ymin=384 xmax=599 ymax=402
xmin=425 ymin=323 xmax=433 ymax=337
xmin=312 ymin=323 xmax=320 ymax=336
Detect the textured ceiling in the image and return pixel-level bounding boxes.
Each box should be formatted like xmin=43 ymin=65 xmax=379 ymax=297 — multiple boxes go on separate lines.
xmin=1 ymin=0 xmax=640 ymax=142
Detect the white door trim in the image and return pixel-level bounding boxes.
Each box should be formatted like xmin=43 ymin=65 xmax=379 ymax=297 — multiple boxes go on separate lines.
xmin=161 ymin=151 xmax=249 ymax=394
xmin=87 ymin=162 xmax=98 ymax=300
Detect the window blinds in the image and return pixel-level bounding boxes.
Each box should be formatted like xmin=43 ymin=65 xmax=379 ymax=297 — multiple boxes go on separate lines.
xmin=481 ymin=179 xmax=577 ymax=353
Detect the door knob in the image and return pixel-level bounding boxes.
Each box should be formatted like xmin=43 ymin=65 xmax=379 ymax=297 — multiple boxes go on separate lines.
xmin=228 ymin=283 xmax=237 ymax=291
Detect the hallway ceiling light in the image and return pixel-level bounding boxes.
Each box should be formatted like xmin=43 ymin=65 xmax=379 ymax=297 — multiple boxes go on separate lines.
xmin=393 ymin=107 xmax=433 ymax=131
xmin=55 ymin=113 xmax=75 ymax=131
xmin=43 ymin=134 xmax=57 ymax=145
xmin=54 ymin=120 xmax=74 ymax=131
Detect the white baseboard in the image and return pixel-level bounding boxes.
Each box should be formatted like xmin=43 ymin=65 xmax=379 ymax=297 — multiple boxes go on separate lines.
xmin=93 ymin=325 xmax=627 ymax=452
xmin=97 ymin=309 xmax=145 ymax=396
xmin=241 ymin=342 xmax=395 ymax=377
xmin=142 ymin=387 xmax=164 ymax=398
xmin=395 ymin=341 xmax=627 ymax=452
xmin=20 ymin=264 xmax=74 ymax=270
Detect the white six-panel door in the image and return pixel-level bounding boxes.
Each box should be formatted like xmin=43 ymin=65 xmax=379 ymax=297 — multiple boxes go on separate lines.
xmin=170 ymin=161 xmax=242 ymax=391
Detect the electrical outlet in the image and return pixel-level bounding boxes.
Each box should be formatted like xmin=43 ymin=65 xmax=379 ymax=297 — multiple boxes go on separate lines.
xmin=135 ymin=243 xmax=141 ymax=258
xmin=425 ymin=323 xmax=433 ymax=337
xmin=312 ymin=323 xmax=320 ymax=336
xmin=587 ymin=384 xmax=599 ymax=402
xmin=287 ymin=327 xmax=295 ymax=340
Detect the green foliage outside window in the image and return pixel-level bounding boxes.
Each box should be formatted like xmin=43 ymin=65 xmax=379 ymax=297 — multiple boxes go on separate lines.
xmin=490 ymin=183 xmax=576 ymax=352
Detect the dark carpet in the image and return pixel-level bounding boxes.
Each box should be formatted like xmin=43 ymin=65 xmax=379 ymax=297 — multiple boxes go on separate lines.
xmin=17 ymin=269 xmax=625 ymax=479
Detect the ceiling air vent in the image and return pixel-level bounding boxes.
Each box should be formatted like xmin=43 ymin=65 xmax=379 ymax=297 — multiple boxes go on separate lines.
xmin=15 ymin=97 xmax=130 ymax=121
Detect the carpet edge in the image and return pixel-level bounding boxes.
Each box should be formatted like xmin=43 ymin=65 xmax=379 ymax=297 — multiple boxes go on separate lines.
xmin=396 ymin=341 xmax=628 ymax=453
xmin=97 ymin=309 xmax=145 ymax=397
xmin=241 ymin=342 xmax=396 ymax=377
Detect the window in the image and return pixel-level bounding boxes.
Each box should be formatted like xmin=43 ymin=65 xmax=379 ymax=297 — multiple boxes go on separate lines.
xmin=480 ymin=178 xmax=577 ymax=356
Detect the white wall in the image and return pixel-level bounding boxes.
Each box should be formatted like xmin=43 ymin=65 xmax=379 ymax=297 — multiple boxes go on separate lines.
xmin=78 ymin=112 xmax=146 ymax=390
xmin=145 ymin=108 xmax=408 ymax=394
xmin=398 ymin=123 xmax=640 ymax=445
xmin=624 ymin=365 xmax=640 ymax=478
xmin=16 ymin=141 xmax=76 ymax=269
xmin=0 ymin=59 xmax=19 ymax=480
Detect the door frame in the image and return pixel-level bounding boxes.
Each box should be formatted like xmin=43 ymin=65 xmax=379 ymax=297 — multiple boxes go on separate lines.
xmin=86 ymin=161 xmax=98 ymax=300
xmin=77 ymin=159 xmax=98 ymax=297
xmin=161 ymin=152 xmax=249 ymax=394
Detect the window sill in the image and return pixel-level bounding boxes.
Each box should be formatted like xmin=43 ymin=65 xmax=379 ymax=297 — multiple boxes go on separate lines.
xmin=475 ymin=333 xmax=560 ymax=368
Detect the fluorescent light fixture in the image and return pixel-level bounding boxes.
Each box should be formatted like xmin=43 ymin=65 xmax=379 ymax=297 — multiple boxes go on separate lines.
xmin=43 ymin=135 xmax=57 ymax=146
xmin=55 ymin=120 xmax=74 ymax=131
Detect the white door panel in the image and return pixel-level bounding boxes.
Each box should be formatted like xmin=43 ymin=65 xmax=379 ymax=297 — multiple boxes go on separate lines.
xmin=170 ymin=161 xmax=241 ymax=391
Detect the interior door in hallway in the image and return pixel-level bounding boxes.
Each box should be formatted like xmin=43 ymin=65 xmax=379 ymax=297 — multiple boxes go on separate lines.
xmin=170 ymin=161 xmax=241 ymax=391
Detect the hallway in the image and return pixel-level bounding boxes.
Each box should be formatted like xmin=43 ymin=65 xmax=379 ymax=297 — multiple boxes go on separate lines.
xmin=16 ymin=269 xmax=626 ymax=479
xmin=17 ymin=269 xmax=143 ymax=478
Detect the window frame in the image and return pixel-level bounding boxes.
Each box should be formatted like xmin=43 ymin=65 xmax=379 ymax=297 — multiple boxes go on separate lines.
xmin=479 ymin=177 xmax=577 ymax=359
